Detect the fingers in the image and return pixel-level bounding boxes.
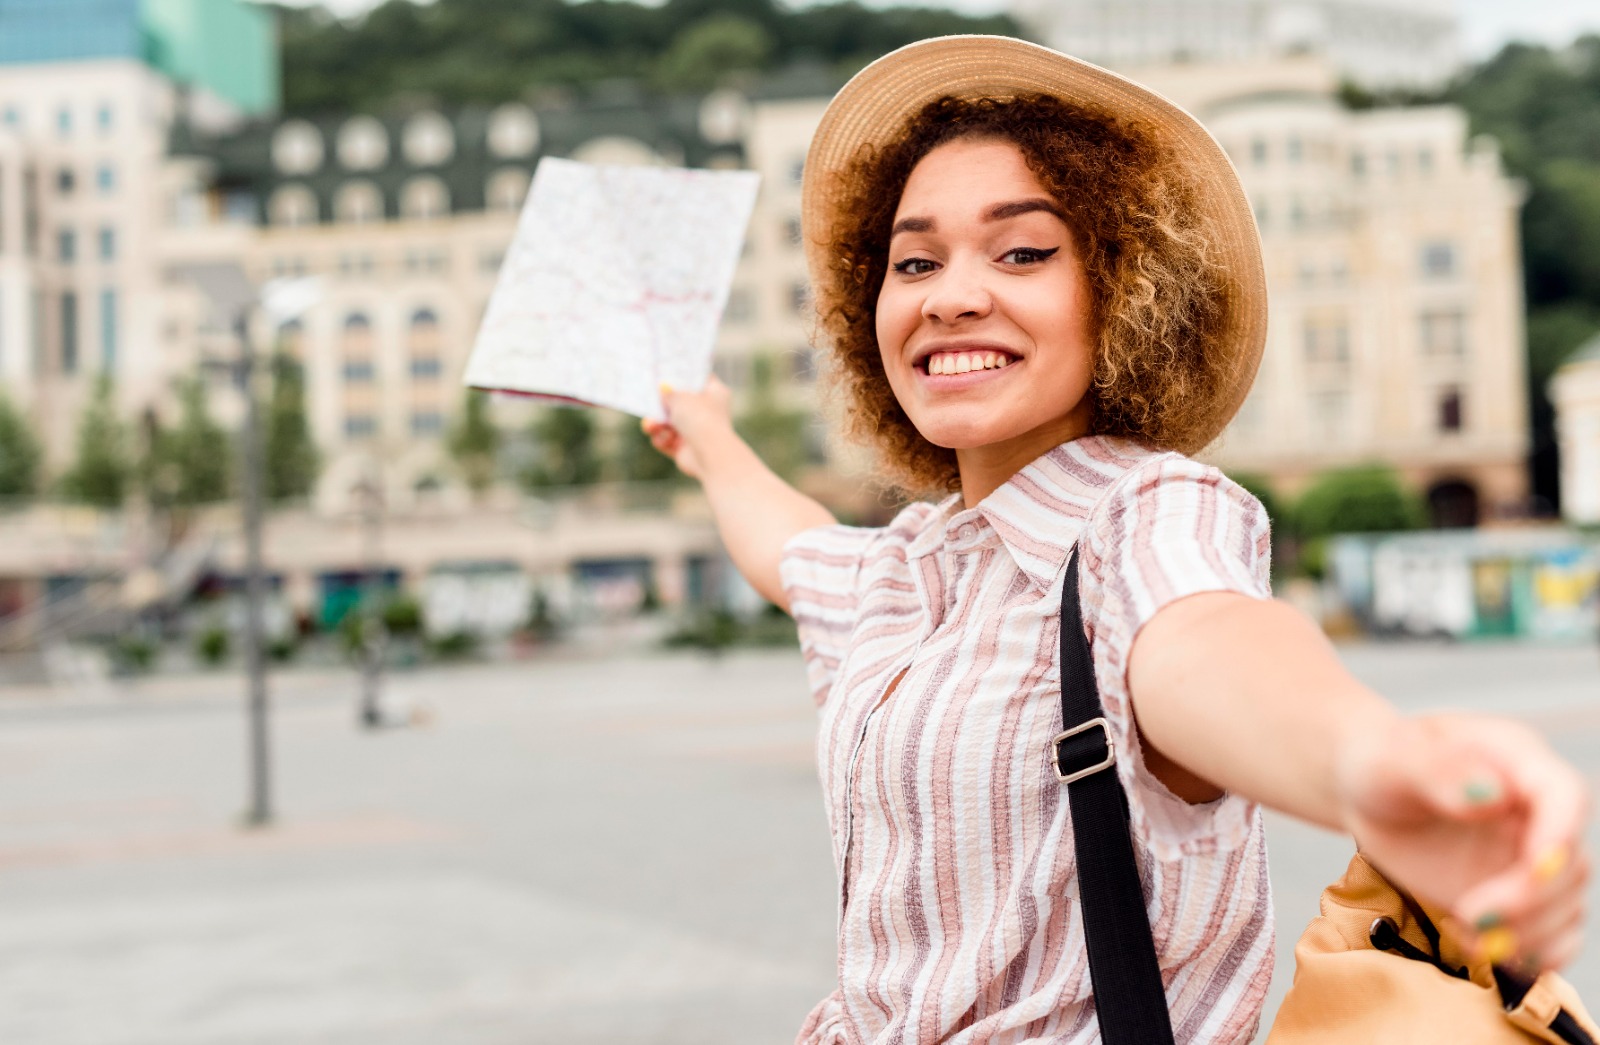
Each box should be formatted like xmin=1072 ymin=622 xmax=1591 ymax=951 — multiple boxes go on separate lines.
xmin=1464 ymin=846 xmax=1590 ymax=972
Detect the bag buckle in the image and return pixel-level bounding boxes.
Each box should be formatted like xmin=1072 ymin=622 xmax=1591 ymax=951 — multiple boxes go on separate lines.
xmin=1049 ymin=717 xmax=1115 ymax=784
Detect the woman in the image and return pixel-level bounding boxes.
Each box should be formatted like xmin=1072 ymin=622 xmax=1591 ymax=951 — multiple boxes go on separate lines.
xmin=643 ymin=36 xmax=1590 ymax=1044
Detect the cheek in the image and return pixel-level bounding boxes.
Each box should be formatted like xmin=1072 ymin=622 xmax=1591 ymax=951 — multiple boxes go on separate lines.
xmin=874 ymin=283 xmax=916 ymax=354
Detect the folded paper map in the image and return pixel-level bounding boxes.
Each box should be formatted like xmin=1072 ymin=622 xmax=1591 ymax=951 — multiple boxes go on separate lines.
xmin=463 ymin=157 xmax=761 ymax=420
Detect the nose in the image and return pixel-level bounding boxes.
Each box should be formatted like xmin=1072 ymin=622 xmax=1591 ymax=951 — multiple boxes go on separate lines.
xmin=920 ymin=254 xmax=993 ymax=324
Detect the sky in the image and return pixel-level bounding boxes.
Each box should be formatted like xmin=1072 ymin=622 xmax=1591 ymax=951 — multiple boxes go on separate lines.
xmin=279 ymin=0 xmax=1598 ymax=59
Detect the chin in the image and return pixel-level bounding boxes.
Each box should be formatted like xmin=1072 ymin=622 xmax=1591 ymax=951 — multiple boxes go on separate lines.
xmin=911 ymin=414 xmax=1025 ymax=451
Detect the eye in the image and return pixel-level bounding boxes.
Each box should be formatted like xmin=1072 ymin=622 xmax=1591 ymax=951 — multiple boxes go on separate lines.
xmin=891 ymin=257 xmax=938 ymax=276
xmin=999 ymin=246 xmax=1061 ymax=266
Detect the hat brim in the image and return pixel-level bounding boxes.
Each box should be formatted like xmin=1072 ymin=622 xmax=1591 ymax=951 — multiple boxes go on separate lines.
xmin=801 ymin=35 xmax=1267 ymax=452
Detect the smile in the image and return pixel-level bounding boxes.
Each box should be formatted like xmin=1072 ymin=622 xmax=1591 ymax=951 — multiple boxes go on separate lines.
xmin=917 ymin=349 xmax=1019 ymax=376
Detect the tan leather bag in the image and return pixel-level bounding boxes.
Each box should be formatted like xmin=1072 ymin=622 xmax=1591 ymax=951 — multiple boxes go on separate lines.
xmin=1268 ymin=853 xmax=1600 ymax=1044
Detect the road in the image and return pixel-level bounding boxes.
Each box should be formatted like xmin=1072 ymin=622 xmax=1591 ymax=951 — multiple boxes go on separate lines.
xmin=0 ymin=641 xmax=1595 ymax=1043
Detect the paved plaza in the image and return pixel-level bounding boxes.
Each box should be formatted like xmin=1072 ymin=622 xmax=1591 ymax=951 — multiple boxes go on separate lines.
xmin=0 ymin=640 xmax=1597 ymax=1043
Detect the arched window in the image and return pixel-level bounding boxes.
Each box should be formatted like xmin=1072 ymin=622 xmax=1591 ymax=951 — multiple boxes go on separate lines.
xmin=268 ymin=184 xmax=318 ymax=228
xmin=570 ymin=135 xmax=662 ymax=167
xmin=334 ymin=180 xmax=384 ymax=225
xmin=487 ymin=104 xmax=538 ymax=158
xmin=400 ymin=176 xmax=449 ymax=221
xmin=407 ymin=307 xmax=445 ymax=438
xmin=337 ymin=116 xmax=388 ymax=170
xmin=485 ymin=168 xmax=530 ymax=213
xmin=272 ymin=121 xmax=324 ymax=175
xmin=402 ymin=111 xmax=454 ymax=166
xmin=278 ymin=318 xmax=306 ymax=359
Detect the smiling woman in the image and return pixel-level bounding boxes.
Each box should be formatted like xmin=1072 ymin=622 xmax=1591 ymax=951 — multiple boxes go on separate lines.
xmin=640 ymin=35 xmax=1593 ymax=1045
xmin=817 ymin=93 xmax=1234 ymax=495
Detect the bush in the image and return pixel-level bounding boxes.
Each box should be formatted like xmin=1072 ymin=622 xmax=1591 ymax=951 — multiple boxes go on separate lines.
xmin=1294 ymin=465 xmax=1425 ymax=542
xmin=110 ymin=634 xmax=158 ymax=674
xmin=196 ymin=626 xmax=230 ymax=666
xmin=267 ymin=636 xmax=298 ymax=663
xmin=430 ymin=630 xmax=479 ymax=660
xmin=382 ymin=594 xmax=423 ymax=636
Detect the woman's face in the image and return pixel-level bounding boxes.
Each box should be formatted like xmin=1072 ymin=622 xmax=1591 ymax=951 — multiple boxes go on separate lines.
xmin=876 ymin=137 xmax=1095 ymax=460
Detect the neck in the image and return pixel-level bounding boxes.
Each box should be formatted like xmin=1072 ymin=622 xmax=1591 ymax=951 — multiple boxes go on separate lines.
xmin=956 ymin=408 xmax=1094 ymax=508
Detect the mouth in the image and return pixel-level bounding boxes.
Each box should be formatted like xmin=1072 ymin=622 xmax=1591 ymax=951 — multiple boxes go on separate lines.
xmin=913 ymin=345 xmax=1022 ymax=377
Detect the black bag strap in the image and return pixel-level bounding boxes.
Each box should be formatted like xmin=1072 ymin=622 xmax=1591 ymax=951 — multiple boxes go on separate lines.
xmin=1054 ymin=548 xmax=1177 ymax=1045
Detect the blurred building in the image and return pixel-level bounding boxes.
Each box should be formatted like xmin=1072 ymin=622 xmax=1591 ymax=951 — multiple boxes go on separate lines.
xmin=1137 ymin=58 xmax=1530 ymax=525
xmin=1013 ymin=0 xmax=1461 ymax=90
xmin=1551 ymin=334 xmax=1600 ymax=526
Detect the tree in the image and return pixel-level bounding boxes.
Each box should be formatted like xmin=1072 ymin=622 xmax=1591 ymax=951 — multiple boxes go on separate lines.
xmin=735 ymin=353 xmax=809 ymax=483
xmin=521 ymin=405 xmax=602 ymax=490
xmin=144 ymin=377 xmax=232 ymax=512
xmin=0 ymin=391 xmax=42 ymax=503
xmin=448 ymin=388 xmax=500 ymax=496
xmin=615 ymin=412 xmax=681 ymax=483
xmin=1295 ymin=465 xmax=1425 ymax=541
xmin=656 ymin=14 xmax=774 ymax=92
xmin=60 ymin=376 xmax=131 ymax=509
xmin=264 ymin=353 xmax=321 ymax=503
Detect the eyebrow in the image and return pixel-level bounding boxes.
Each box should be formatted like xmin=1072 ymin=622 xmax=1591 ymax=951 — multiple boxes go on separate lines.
xmin=889 ymin=197 xmax=1067 ymax=239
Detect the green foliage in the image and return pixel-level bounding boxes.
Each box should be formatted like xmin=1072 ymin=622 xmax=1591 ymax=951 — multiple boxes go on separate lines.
xmin=275 ymin=0 xmax=1024 ymax=113
xmin=196 ymin=626 xmax=231 ymax=666
xmin=0 ymin=390 xmax=42 ymax=502
xmin=265 ymin=353 xmax=321 ymax=503
xmin=430 ymin=630 xmax=480 ymax=659
xmin=448 ymin=388 xmax=500 ymax=495
xmin=615 ymin=412 xmax=681 ymax=483
xmin=60 ymin=376 xmax=132 ymax=509
xmin=110 ymin=633 xmax=159 ymax=674
xmin=735 ymin=354 xmax=809 ymax=482
xmin=381 ymin=593 xmax=424 ymax=635
xmin=521 ymin=406 xmax=601 ymax=489
xmin=656 ymin=14 xmax=774 ymax=92
xmin=145 ymin=378 xmax=232 ymax=511
xmin=1294 ymin=465 xmax=1425 ymax=542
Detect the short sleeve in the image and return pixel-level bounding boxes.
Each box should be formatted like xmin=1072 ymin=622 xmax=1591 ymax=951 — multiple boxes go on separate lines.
xmin=780 ymin=524 xmax=880 ymax=707
xmin=1078 ymin=454 xmax=1273 ymax=861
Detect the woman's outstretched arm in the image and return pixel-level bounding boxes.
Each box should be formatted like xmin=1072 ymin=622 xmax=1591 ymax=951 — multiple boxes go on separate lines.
xmin=1129 ymin=592 xmax=1591 ymax=971
xmin=642 ymin=377 xmax=835 ymax=612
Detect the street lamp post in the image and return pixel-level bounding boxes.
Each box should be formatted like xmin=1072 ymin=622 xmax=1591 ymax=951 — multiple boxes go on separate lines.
xmin=356 ymin=465 xmax=386 ymax=728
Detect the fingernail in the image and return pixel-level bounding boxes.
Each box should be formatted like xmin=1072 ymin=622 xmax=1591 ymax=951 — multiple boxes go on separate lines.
xmin=1477 ymin=926 xmax=1517 ymax=965
xmin=1475 ymin=911 xmax=1503 ymax=932
xmin=1535 ymin=846 xmax=1568 ymax=883
xmin=659 ymin=382 xmax=674 ymax=396
xmin=1464 ymin=778 xmax=1501 ymax=804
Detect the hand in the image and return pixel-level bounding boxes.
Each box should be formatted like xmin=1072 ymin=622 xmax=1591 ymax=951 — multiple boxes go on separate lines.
xmin=1336 ymin=713 xmax=1591 ymax=971
xmin=640 ymin=376 xmax=735 ymax=481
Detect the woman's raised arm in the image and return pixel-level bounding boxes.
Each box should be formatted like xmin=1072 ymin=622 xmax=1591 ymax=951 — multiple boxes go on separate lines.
xmin=643 ymin=377 xmax=835 ymax=612
xmin=1129 ymin=592 xmax=1592 ymax=971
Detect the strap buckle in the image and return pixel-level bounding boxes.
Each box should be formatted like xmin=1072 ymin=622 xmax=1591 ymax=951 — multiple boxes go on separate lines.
xmin=1049 ymin=717 xmax=1115 ymax=784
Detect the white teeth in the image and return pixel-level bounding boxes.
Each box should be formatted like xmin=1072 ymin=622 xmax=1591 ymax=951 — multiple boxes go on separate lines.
xmin=932 ymin=355 xmax=946 ymax=375
xmin=983 ymin=352 xmax=997 ymax=369
xmin=924 ymin=351 xmax=1017 ymax=374
xmin=996 ymin=355 xmax=1010 ymax=368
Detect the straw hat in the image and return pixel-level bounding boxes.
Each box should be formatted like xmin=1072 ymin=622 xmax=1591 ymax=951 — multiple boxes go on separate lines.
xmin=800 ymin=35 xmax=1267 ymax=449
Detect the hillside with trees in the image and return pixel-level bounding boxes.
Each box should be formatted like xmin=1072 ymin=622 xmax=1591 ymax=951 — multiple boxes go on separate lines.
xmin=272 ymin=0 xmax=1024 ymax=113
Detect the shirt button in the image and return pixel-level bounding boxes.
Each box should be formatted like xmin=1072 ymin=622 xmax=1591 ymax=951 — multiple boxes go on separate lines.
xmin=959 ymin=525 xmax=976 ymax=541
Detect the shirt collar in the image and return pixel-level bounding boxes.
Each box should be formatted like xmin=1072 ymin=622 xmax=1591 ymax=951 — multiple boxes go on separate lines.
xmin=906 ymin=436 xmax=1150 ymax=591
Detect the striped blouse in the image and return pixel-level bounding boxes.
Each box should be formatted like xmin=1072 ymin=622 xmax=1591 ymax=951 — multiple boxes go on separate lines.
xmin=779 ymin=436 xmax=1276 ymax=1045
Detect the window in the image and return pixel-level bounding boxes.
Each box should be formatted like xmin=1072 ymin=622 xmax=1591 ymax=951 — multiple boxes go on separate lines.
xmin=784 ymin=215 xmax=803 ymax=246
xmin=1418 ymin=148 xmax=1434 ymax=175
xmin=1 ymin=105 xmax=18 ymax=127
xmin=789 ymin=157 xmax=806 ymax=186
xmin=58 ymin=228 xmax=76 ymax=263
xmin=402 ymin=112 xmax=455 ymax=166
xmin=1421 ymin=241 xmax=1457 ymax=279
xmin=1289 ymin=197 xmax=1307 ymax=230
xmin=272 ymin=121 xmax=324 ymax=175
xmin=96 ymin=163 xmax=115 ymax=193
xmin=1250 ymin=138 xmax=1267 ymax=166
xmin=1303 ymin=312 xmax=1350 ymax=363
xmin=344 ymin=415 xmax=377 ymax=438
xmin=100 ymin=288 xmax=116 ymax=371
xmin=1420 ymin=309 xmax=1468 ymax=357
xmin=487 ymin=104 xmax=539 ymax=157
xmin=1350 ymin=150 xmax=1366 ymax=177
xmin=1287 ymin=136 xmax=1303 ymax=164
xmin=1437 ymin=387 xmax=1464 ymax=432
xmin=343 ymin=360 xmax=375 ymax=382
xmin=57 ymin=167 xmax=74 ymax=195
xmin=61 ymin=291 xmax=78 ymax=373
xmin=336 ymin=116 xmax=389 ymax=170
xmin=724 ymin=287 xmax=754 ymax=324
xmin=400 ymin=176 xmax=449 ymax=220
xmin=269 ymin=185 xmax=318 ymax=228
xmin=410 ymin=411 xmax=444 ymax=435
xmin=1312 ymin=389 xmax=1348 ymax=442
xmin=479 ymin=249 xmax=504 ymax=274
xmin=486 ymin=168 xmax=530 ymax=213
xmin=96 ymin=227 xmax=114 ymax=261
xmin=410 ymin=358 xmax=442 ymax=379
xmin=56 ymin=106 xmax=71 ymax=137
xmin=789 ymin=281 xmax=809 ymax=314
xmin=408 ymin=309 xmax=441 ymax=380
xmin=96 ymin=103 xmax=112 ymax=133
xmin=334 ymin=180 xmax=384 ymax=225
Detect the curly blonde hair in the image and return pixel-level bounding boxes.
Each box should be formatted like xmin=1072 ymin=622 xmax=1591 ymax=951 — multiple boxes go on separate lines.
xmin=814 ymin=94 xmax=1237 ymax=496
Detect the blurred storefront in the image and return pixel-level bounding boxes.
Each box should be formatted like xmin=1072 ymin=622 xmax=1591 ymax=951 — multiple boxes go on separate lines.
xmin=1328 ymin=529 xmax=1600 ymax=641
